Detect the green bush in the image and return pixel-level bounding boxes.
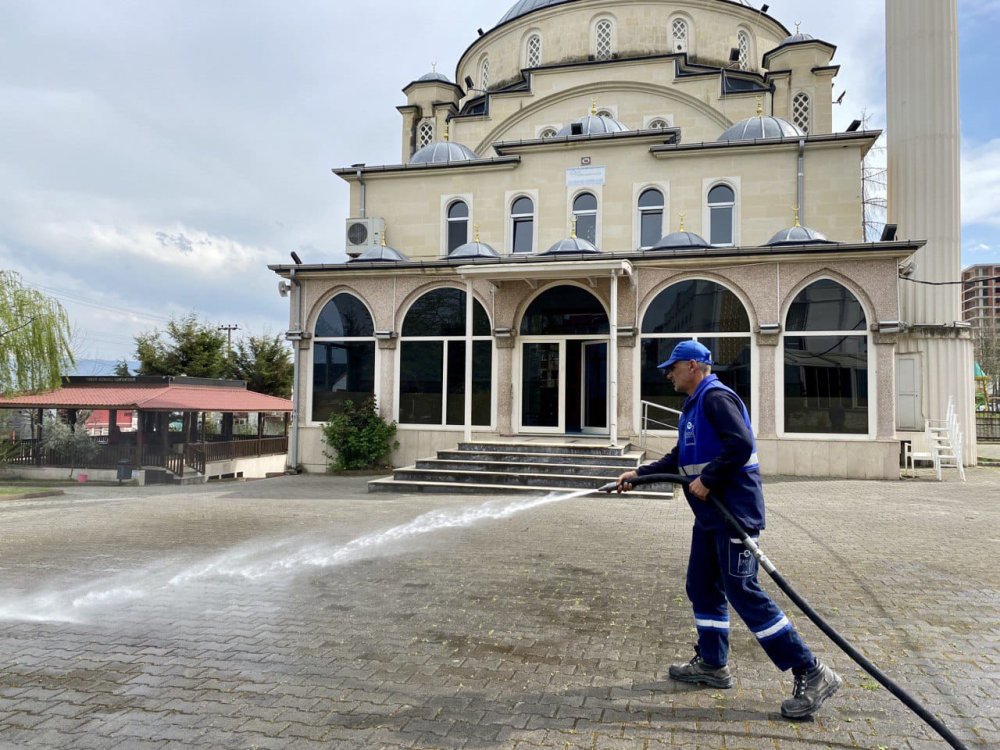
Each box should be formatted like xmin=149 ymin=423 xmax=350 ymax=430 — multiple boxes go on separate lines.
xmin=321 ymin=397 xmax=398 ymax=471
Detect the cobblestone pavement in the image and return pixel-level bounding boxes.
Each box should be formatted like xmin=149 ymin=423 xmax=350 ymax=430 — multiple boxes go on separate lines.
xmin=0 ymin=469 xmax=997 ymax=749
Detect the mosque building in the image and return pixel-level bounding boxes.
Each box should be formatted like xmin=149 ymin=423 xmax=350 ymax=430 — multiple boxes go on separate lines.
xmin=272 ymin=0 xmax=974 ymax=480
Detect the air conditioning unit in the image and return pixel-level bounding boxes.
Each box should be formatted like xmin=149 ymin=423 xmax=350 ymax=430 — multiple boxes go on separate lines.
xmin=345 ymin=217 xmax=385 ymax=258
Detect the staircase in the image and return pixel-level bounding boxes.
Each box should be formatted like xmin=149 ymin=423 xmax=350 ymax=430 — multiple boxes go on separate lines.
xmin=368 ymin=441 xmax=672 ymax=498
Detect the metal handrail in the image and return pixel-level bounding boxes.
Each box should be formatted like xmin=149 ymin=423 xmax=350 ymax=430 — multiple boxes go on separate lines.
xmin=639 ymin=400 xmax=682 ymax=451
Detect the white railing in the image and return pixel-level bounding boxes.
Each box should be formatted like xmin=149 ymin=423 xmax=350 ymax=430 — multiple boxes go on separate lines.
xmin=639 ymin=400 xmax=682 ymax=451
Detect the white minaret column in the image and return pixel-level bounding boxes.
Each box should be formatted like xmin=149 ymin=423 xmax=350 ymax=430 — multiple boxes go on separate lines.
xmin=886 ymin=0 xmax=976 ymax=463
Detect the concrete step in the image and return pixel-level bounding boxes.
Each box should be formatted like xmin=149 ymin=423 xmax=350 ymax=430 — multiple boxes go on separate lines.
xmin=391 ymin=467 xmax=633 ymax=490
xmin=368 ymin=477 xmax=673 ymax=499
xmin=436 ymin=450 xmax=640 ymax=468
xmin=415 ymin=459 xmax=626 ymax=477
xmin=458 ymin=441 xmax=629 ymax=457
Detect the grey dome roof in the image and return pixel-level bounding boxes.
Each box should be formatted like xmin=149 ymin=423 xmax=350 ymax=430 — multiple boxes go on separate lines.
xmin=652 ymin=231 xmax=710 ymax=251
xmin=450 ymin=240 xmax=500 ymax=259
xmin=718 ymin=116 xmax=803 ymax=142
xmin=557 ymin=114 xmax=629 ymax=137
xmin=542 ymin=236 xmax=600 ymax=255
xmin=498 ymin=0 xmax=571 ymax=25
xmin=766 ymin=225 xmax=831 ymax=246
xmin=410 ymin=141 xmax=479 ymax=164
xmin=781 ymin=32 xmax=815 ymax=45
xmin=348 ymin=244 xmax=410 ymax=263
xmin=417 ymin=71 xmax=451 ymax=83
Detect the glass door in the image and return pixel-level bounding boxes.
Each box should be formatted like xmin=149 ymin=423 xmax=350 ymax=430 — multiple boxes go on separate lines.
xmin=521 ymin=341 xmax=563 ymax=432
xmin=581 ymin=341 xmax=608 ymax=433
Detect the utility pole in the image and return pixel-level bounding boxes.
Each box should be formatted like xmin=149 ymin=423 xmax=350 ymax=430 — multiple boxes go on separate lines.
xmin=218 ymin=324 xmax=239 ymax=357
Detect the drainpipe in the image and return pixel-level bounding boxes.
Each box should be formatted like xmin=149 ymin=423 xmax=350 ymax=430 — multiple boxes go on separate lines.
xmin=797 ymin=137 xmax=806 ymax=225
xmin=288 ymin=267 xmax=302 ymax=471
xmin=354 ymin=165 xmax=366 ymax=219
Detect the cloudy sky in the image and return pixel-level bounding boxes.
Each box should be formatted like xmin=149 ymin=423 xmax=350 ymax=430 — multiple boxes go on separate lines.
xmin=1 ymin=0 xmax=997 ymax=365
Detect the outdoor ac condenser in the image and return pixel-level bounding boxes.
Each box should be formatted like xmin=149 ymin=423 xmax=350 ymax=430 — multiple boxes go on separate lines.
xmin=345 ymin=217 xmax=385 ymax=258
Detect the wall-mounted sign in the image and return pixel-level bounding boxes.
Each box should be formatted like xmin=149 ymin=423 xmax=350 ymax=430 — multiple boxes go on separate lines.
xmin=566 ymin=166 xmax=605 ymax=187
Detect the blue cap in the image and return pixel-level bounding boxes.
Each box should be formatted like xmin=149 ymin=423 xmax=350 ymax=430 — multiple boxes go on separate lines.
xmin=657 ymin=340 xmax=713 ymax=369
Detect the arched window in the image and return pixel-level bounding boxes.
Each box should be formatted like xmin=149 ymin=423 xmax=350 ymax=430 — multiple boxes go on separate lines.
xmin=671 ymin=17 xmax=689 ymax=53
xmin=312 ymin=293 xmax=376 ymax=422
xmin=783 ymin=279 xmax=869 ymax=435
xmin=520 ymin=286 xmax=609 ymax=336
xmin=539 ymin=126 xmax=558 ymax=139
xmin=737 ymin=30 xmax=752 ymax=71
xmin=526 ymin=33 xmax=542 ymax=67
xmin=447 ymin=200 xmax=469 ymax=253
xmin=641 ymin=280 xmax=752 ymax=417
xmin=707 ymin=184 xmax=736 ymax=246
xmin=417 ymin=120 xmax=434 ymax=149
xmin=572 ymin=192 xmax=598 ymax=244
xmin=595 ymin=19 xmax=614 ymax=60
xmin=792 ymin=92 xmax=811 ymax=134
xmin=399 ymin=288 xmax=492 ymax=426
xmin=510 ymin=196 xmax=534 ymax=254
xmin=638 ymin=188 xmax=664 ymax=249
xmin=480 ymin=56 xmax=490 ymax=90
xmin=648 ymin=118 xmax=669 ymax=130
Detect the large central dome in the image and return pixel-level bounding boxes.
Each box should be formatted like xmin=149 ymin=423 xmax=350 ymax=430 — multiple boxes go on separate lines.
xmin=498 ymin=0 xmax=574 ymax=25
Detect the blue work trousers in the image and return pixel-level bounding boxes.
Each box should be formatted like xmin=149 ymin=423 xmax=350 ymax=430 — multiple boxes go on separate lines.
xmin=686 ymin=525 xmax=814 ymax=672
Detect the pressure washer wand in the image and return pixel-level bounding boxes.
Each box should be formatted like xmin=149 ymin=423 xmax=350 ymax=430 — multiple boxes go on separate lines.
xmin=599 ymin=473 xmax=969 ymax=750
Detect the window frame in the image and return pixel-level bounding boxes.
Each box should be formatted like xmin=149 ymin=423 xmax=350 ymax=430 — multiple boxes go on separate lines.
xmin=480 ymin=54 xmax=490 ymax=90
xmin=669 ymin=15 xmax=691 ymax=54
xmin=776 ymin=278 xmax=875 ymax=440
xmin=506 ymin=190 xmax=538 ymax=255
xmin=737 ymin=28 xmax=754 ymax=71
xmin=792 ymin=91 xmax=812 ymax=134
xmin=440 ymin=194 xmax=473 ymax=256
xmin=593 ymin=17 xmax=615 ymax=61
xmin=525 ymin=32 xmax=542 ymax=68
xmin=571 ymin=189 xmax=600 ymax=246
xmin=704 ymin=179 xmax=738 ymax=247
xmin=634 ymin=184 xmax=667 ymax=250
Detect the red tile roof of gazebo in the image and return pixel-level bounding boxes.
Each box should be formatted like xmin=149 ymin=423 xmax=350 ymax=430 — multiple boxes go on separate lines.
xmin=0 ymin=376 xmax=292 ymax=412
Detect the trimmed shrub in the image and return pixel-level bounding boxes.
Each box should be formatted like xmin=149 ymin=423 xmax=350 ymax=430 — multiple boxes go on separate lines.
xmin=321 ymin=397 xmax=398 ymax=471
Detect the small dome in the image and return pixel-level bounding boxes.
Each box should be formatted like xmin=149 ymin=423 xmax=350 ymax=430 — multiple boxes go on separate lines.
xmin=718 ymin=116 xmax=803 ymax=142
xmin=450 ymin=240 xmax=500 ymax=259
xmin=542 ymin=236 xmax=600 ymax=255
xmin=417 ymin=71 xmax=451 ymax=83
xmin=557 ymin=114 xmax=629 ymax=137
xmin=651 ymin=231 xmax=710 ymax=251
xmin=348 ymin=243 xmax=410 ymax=263
xmin=410 ymin=141 xmax=479 ymax=164
xmin=781 ymin=31 xmax=815 ymax=45
xmin=766 ymin=225 xmax=831 ymax=246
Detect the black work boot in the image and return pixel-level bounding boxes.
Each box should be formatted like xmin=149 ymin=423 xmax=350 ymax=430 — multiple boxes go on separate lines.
xmin=780 ymin=661 xmax=842 ymax=719
xmin=667 ymin=648 xmax=733 ymax=689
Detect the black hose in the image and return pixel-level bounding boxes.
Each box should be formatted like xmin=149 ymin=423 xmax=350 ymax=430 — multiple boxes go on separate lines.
xmin=608 ymin=472 xmax=969 ymax=750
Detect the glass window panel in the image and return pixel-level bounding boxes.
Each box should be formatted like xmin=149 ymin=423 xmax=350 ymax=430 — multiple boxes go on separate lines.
xmin=512 ymin=196 xmax=533 ymax=215
xmin=448 ymin=220 xmax=467 ymax=253
xmin=573 ymin=192 xmax=597 ymax=212
xmin=639 ymin=338 xmax=686 ymax=418
xmin=642 ymin=280 xmax=750 ymax=334
xmin=402 ymin=288 xmax=491 ymax=337
xmin=448 ymin=201 xmax=469 ymax=219
xmin=522 ymin=342 xmax=560 ymax=427
xmin=399 ymin=341 xmax=444 ymax=425
xmin=520 ymin=285 xmax=609 ymax=335
xmin=512 ymin=217 xmax=533 ymax=253
xmin=576 ymin=214 xmax=596 ymax=244
xmin=638 ymin=188 xmax=663 ymax=209
xmin=698 ymin=336 xmax=752 ymax=413
xmin=710 ymin=206 xmax=733 ymax=245
xmin=311 ymin=342 xmax=375 ymax=422
xmin=314 ymin=293 xmax=374 ymax=338
xmin=446 ymin=342 xmax=465 ymax=426
xmin=784 ymin=335 xmax=869 ymax=434
xmin=708 ymin=185 xmax=734 ymax=204
xmin=640 ymin=210 xmax=662 ymax=248
xmin=786 ymin=280 xmax=867 ymax=331
xmin=472 ymin=341 xmax=492 ymax=426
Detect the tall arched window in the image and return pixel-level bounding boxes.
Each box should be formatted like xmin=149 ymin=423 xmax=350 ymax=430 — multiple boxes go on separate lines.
xmin=510 ymin=196 xmax=534 ymax=254
xmin=641 ymin=280 xmax=752 ymax=418
xmin=638 ymin=188 xmax=664 ymax=249
xmin=595 ymin=19 xmax=614 ymax=60
xmin=671 ymin=18 xmax=689 ymax=53
xmin=480 ymin=56 xmax=490 ymax=90
xmin=417 ymin=120 xmax=434 ymax=149
xmin=447 ymin=200 xmax=469 ymax=253
xmin=399 ymin=288 xmax=492 ymax=426
xmin=792 ymin=92 xmax=811 ymax=134
xmin=526 ymin=34 xmax=542 ymax=67
xmin=737 ymin=30 xmax=752 ymax=70
xmin=783 ymin=279 xmax=869 ymax=435
xmin=312 ymin=293 xmax=376 ymax=422
xmin=707 ymin=184 xmax=736 ymax=246
xmin=572 ymin=192 xmax=598 ymax=244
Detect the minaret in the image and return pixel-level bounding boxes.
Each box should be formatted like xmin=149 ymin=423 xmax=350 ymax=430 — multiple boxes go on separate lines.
xmin=886 ymin=0 xmax=975 ymax=462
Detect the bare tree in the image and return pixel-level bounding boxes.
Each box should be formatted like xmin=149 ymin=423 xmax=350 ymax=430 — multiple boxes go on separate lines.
xmin=861 ymin=110 xmax=888 ymax=242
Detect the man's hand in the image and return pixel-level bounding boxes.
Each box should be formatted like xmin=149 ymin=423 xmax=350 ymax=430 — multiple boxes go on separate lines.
xmin=688 ymin=477 xmax=709 ymax=501
xmin=616 ymin=470 xmax=638 ymax=493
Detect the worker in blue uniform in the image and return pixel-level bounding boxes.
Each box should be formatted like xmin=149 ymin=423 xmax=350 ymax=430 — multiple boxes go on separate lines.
xmin=616 ymin=339 xmax=841 ymax=719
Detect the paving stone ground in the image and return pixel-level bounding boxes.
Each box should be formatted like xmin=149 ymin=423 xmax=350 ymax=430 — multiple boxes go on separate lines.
xmin=0 ymin=468 xmax=997 ymax=749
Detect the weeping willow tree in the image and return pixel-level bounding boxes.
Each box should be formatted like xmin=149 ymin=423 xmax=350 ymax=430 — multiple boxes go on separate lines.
xmin=0 ymin=271 xmax=75 ymax=394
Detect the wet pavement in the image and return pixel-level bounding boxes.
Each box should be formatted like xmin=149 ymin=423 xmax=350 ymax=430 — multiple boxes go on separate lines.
xmin=0 ymin=469 xmax=997 ymax=749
